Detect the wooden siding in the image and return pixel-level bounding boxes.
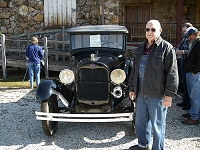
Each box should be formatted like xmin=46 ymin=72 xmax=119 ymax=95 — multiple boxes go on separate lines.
xmin=124 ymin=5 xmax=151 ymax=42
xmin=44 ymin=0 xmax=76 ymax=27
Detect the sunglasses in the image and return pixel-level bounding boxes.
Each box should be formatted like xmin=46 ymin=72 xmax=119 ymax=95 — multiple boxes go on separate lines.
xmin=145 ymin=28 xmax=156 ymax=32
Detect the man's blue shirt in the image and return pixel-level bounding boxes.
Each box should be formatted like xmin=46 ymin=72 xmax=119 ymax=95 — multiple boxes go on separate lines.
xmin=26 ymin=44 xmax=43 ymax=64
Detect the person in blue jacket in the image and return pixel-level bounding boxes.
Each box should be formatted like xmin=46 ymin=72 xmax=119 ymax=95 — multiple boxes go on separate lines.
xmin=26 ymin=37 xmax=44 ymax=89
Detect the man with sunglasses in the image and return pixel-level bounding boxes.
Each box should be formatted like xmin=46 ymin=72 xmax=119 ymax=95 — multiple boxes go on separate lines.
xmin=182 ymin=27 xmax=200 ymax=125
xmin=129 ymin=20 xmax=178 ymax=150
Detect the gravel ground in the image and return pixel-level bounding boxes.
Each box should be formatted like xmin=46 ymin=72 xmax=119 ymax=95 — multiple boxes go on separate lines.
xmin=0 ymin=88 xmax=199 ymax=150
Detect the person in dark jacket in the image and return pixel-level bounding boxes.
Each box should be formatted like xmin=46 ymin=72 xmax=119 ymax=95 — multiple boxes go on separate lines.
xmin=176 ymin=22 xmax=193 ymax=110
xmin=26 ymin=37 xmax=44 ymax=89
xmin=128 ymin=20 xmax=179 ymax=150
xmin=182 ymin=27 xmax=200 ymax=125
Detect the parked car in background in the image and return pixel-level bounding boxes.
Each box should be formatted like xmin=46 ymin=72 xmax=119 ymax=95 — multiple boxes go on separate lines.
xmin=35 ymin=25 xmax=135 ymax=136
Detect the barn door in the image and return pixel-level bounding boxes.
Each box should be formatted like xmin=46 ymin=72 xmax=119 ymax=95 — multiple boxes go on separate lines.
xmin=44 ymin=0 xmax=76 ymax=28
xmin=124 ymin=5 xmax=151 ymax=42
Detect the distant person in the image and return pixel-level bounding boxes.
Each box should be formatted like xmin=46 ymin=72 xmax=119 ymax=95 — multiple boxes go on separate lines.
xmin=25 ymin=37 xmax=43 ymax=89
xmin=128 ymin=20 xmax=178 ymax=150
xmin=176 ymin=22 xmax=193 ymax=110
xmin=182 ymin=27 xmax=200 ymax=125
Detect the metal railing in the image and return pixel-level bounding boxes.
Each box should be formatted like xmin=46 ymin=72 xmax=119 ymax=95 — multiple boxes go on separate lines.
xmin=193 ymin=23 xmax=200 ymax=30
xmin=0 ymin=34 xmax=70 ymax=79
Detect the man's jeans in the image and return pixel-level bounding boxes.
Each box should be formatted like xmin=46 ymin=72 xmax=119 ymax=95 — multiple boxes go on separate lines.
xmin=28 ymin=62 xmax=41 ymax=88
xmin=177 ymin=58 xmax=190 ymax=105
xmin=186 ymin=72 xmax=200 ymax=120
xmin=135 ymin=94 xmax=168 ymax=150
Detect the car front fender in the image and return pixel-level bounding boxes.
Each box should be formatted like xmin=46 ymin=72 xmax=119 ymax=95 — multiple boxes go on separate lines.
xmin=36 ymin=80 xmax=57 ymax=100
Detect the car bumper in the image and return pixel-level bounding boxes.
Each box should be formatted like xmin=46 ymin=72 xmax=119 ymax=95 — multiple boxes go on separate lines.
xmin=35 ymin=111 xmax=134 ymax=122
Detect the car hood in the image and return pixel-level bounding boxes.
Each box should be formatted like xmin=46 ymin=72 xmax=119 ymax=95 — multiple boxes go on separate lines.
xmin=70 ymin=49 xmax=125 ymax=69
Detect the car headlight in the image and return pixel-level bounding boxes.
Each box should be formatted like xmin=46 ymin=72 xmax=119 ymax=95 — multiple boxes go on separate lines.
xmin=110 ymin=69 xmax=126 ymax=84
xmin=59 ymin=69 xmax=74 ymax=84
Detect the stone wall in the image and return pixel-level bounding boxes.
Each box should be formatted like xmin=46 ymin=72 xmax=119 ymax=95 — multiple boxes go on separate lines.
xmin=183 ymin=0 xmax=197 ymax=23
xmin=102 ymin=0 xmax=119 ymax=24
xmin=0 ymin=0 xmax=199 ymax=36
xmin=76 ymin=0 xmax=101 ymax=25
xmin=196 ymin=0 xmax=200 ymax=23
xmin=0 ymin=0 xmax=44 ymax=35
xmin=76 ymin=0 xmax=199 ymax=27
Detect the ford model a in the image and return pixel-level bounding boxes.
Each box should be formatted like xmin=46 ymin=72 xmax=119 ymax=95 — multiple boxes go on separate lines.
xmin=35 ymin=25 xmax=135 ymax=136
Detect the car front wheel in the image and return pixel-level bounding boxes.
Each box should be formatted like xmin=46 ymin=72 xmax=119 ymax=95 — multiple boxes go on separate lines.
xmin=41 ymin=95 xmax=58 ymax=136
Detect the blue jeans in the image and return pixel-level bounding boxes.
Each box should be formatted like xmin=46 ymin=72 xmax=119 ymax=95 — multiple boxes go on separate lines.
xmin=28 ymin=62 xmax=41 ymax=88
xmin=177 ymin=58 xmax=190 ymax=105
xmin=186 ymin=72 xmax=200 ymax=120
xmin=135 ymin=94 xmax=167 ymax=150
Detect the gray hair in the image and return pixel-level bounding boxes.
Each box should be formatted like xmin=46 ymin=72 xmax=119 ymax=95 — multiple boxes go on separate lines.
xmin=147 ymin=20 xmax=162 ymax=29
xmin=183 ymin=22 xmax=193 ymax=28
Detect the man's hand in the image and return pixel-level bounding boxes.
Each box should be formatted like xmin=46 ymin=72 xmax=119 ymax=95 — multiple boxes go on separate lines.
xmin=176 ymin=50 xmax=188 ymax=55
xmin=176 ymin=50 xmax=181 ymax=55
xmin=162 ymin=95 xmax=172 ymax=107
xmin=129 ymin=92 xmax=136 ymax=101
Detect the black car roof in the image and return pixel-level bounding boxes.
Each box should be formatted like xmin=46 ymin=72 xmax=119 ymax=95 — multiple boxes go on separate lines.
xmin=68 ymin=25 xmax=129 ymax=34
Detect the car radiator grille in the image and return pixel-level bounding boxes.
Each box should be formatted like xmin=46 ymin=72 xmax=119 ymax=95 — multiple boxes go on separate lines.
xmin=76 ymin=67 xmax=110 ymax=101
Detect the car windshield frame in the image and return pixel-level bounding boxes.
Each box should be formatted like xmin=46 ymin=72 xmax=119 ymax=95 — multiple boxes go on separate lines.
xmin=68 ymin=25 xmax=128 ymax=52
xmin=70 ymin=34 xmax=125 ymax=50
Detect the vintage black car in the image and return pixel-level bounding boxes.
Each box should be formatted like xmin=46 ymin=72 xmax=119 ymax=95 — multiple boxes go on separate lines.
xmin=35 ymin=25 xmax=135 ymax=136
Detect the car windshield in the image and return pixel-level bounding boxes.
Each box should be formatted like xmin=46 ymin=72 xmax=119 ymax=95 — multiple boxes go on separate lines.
xmin=70 ymin=34 xmax=124 ymax=50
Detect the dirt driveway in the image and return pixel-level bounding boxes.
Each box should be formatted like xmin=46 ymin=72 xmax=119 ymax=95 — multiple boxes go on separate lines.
xmin=0 ymin=88 xmax=199 ymax=150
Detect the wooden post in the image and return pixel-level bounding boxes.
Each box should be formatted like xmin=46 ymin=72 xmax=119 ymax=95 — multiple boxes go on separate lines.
xmin=55 ymin=36 xmax=58 ymax=60
xmin=62 ymin=26 xmax=65 ymax=50
xmin=44 ymin=37 xmax=49 ymax=78
xmin=1 ymin=34 xmax=7 ymax=79
xmin=17 ymin=34 xmax=21 ymax=57
xmin=27 ymin=30 xmax=30 ymax=45
xmin=62 ymin=26 xmax=65 ymax=61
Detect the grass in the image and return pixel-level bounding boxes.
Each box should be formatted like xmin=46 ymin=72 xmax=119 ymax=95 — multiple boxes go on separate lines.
xmin=0 ymin=67 xmax=59 ymax=88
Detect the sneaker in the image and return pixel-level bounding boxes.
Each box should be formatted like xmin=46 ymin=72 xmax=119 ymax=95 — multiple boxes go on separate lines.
xmin=182 ymin=113 xmax=190 ymax=118
xmin=182 ymin=118 xmax=199 ymax=125
xmin=129 ymin=145 xmax=150 ymax=150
